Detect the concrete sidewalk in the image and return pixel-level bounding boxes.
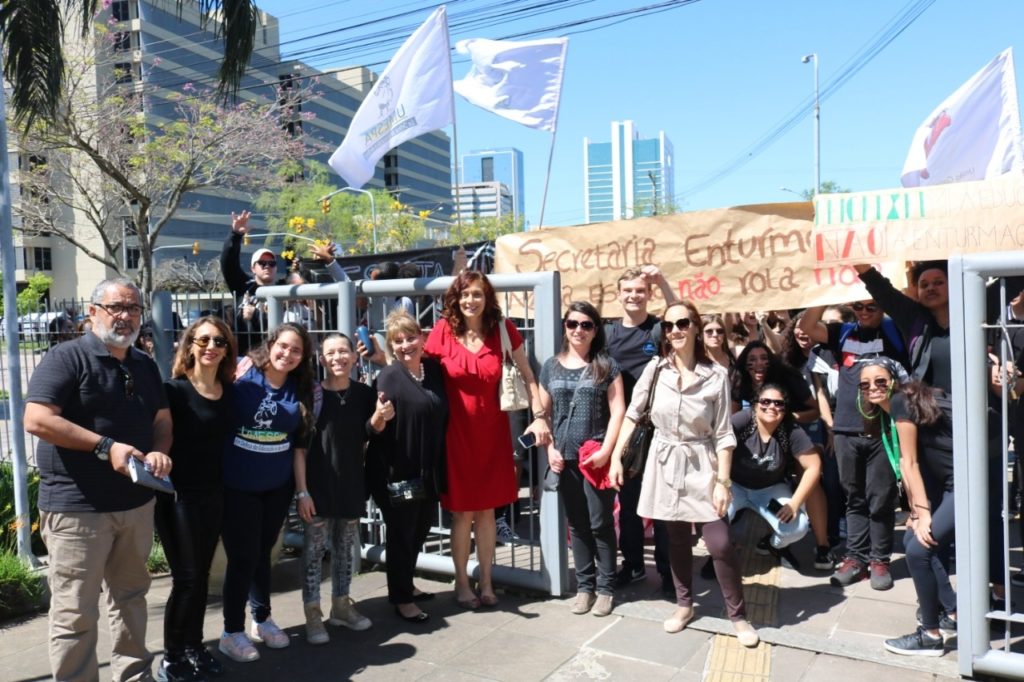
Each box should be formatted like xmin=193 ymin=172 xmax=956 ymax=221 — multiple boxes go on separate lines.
xmin=0 ymin=528 xmax=963 ymax=682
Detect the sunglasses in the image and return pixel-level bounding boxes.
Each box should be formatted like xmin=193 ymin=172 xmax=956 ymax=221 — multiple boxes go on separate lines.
xmin=255 ymin=260 xmax=278 ymax=268
xmin=564 ymin=319 xmax=596 ymax=332
xmin=757 ymin=398 xmax=786 ymax=409
xmin=858 ymin=377 xmax=891 ymax=392
xmin=851 ymin=302 xmax=879 ymax=313
xmin=704 ymin=328 xmax=725 ymax=337
xmin=192 ymin=335 xmax=228 ymax=349
xmin=660 ymin=318 xmax=694 ymax=334
xmin=121 ymin=368 xmax=135 ymax=400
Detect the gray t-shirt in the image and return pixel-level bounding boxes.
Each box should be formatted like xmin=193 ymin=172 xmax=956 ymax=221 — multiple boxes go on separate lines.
xmin=539 ymin=357 xmax=621 ymax=459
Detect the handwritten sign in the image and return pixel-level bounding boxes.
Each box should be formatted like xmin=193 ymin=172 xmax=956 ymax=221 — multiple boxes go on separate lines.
xmin=495 ymin=203 xmax=905 ymax=317
xmin=813 ymin=172 xmax=1024 ymax=265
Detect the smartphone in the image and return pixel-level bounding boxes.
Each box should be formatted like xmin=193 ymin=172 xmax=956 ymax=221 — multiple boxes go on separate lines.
xmin=356 ymin=325 xmax=373 ymax=351
xmin=767 ymin=498 xmax=783 ymax=514
xmin=517 ymin=432 xmax=537 ymax=449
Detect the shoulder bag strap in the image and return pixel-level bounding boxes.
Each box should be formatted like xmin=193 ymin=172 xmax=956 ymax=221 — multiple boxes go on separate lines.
xmin=639 ymin=362 xmax=663 ymax=421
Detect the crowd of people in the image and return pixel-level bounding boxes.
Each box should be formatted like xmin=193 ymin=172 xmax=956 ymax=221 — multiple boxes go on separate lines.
xmin=23 ymin=222 xmax=1024 ymax=680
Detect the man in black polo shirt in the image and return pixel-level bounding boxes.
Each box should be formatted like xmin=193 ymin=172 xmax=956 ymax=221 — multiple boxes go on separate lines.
xmin=25 ymin=278 xmax=172 ymax=682
xmin=800 ymin=300 xmax=909 ymax=590
xmin=605 ymin=266 xmax=676 ymax=592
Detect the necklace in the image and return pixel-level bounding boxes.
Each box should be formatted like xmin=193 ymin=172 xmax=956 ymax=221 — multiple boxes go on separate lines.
xmin=408 ymin=364 xmax=425 ymax=383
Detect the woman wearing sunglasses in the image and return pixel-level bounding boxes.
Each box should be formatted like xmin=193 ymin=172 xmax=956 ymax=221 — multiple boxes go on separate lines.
xmin=728 ymin=383 xmax=819 ymax=560
xmin=701 ymin=314 xmax=735 ymax=370
xmin=609 ymin=301 xmax=758 ymax=647
xmin=537 ymin=302 xmax=625 ymax=617
xmin=155 ymin=317 xmax=237 ymax=681
xmin=857 ymin=359 xmax=957 ymax=656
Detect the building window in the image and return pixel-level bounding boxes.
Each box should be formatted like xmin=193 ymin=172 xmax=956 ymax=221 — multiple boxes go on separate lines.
xmin=126 ymin=248 xmax=141 ymax=270
xmin=33 ymin=247 xmax=52 ymax=271
xmin=113 ymin=31 xmax=131 ymax=52
xmin=114 ymin=62 xmax=134 ymax=84
xmin=111 ymin=1 xmax=131 ymax=22
xmin=384 ymin=172 xmax=398 ymax=188
xmin=481 ymin=157 xmax=494 ymax=182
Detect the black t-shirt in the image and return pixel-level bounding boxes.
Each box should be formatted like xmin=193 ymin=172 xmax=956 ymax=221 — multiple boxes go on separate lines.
xmin=890 ymin=392 xmax=953 ymax=491
xmin=371 ymin=359 xmax=448 ymax=490
xmin=307 ymin=382 xmax=377 ymax=519
xmin=730 ymin=409 xmax=815 ymax=489
xmin=605 ymin=315 xmax=659 ymax=404
xmin=926 ymin=332 xmax=952 ymax=394
xmin=825 ymin=322 xmax=909 ymax=434
xmin=27 ymin=333 xmax=168 ymax=512
xmin=165 ymin=378 xmax=233 ymax=495
xmin=539 ymin=357 xmax=621 ymax=459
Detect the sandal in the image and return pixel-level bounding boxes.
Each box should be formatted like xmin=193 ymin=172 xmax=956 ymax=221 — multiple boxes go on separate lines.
xmin=456 ymin=594 xmax=481 ymax=610
xmin=479 ymin=593 xmax=499 ymax=608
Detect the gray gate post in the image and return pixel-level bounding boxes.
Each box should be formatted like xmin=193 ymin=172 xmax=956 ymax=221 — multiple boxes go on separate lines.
xmin=151 ymin=291 xmax=174 ymax=380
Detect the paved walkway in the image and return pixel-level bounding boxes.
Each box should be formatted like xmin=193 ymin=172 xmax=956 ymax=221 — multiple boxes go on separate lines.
xmin=0 ymin=521 xmax=965 ymax=682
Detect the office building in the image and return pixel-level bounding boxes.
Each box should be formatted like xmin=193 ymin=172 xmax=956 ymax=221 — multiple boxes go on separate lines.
xmin=452 ymin=182 xmax=515 ymax=222
xmin=8 ymin=0 xmax=453 ymax=301
xmin=583 ymin=120 xmax=673 ymax=223
xmin=460 ymin=148 xmax=524 ymax=228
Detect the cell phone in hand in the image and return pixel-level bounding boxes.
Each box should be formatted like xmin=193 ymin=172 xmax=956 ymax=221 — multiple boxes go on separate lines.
xmin=356 ymin=325 xmax=373 ymax=351
xmin=767 ymin=498 xmax=783 ymax=514
xmin=517 ymin=432 xmax=537 ymax=449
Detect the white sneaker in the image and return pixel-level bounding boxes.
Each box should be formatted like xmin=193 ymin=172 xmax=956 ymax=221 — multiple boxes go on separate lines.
xmin=495 ymin=517 xmax=519 ymax=545
xmin=218 ymin=631 xmax=260 ymax=663
xmin=250 ymin=617 xmax=290 ymax=649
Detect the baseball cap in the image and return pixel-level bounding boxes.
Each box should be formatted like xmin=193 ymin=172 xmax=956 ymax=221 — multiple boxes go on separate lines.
xmin=251 ymin=249 xmax=276 ymax=267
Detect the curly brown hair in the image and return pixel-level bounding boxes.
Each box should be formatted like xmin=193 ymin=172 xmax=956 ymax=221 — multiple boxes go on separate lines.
xmin=171 ymin=316 xmax=237 ymax=386
xmin=441 ymin=270 xmax=503 ymax=337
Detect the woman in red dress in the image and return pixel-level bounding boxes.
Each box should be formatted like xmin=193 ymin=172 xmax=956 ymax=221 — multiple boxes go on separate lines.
xmin=425 ymin=271 xmax=551 ymax=608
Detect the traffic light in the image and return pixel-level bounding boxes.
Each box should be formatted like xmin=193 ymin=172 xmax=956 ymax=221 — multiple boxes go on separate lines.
xmin=192 ymin=241 xmax=200 ymax=256
xmin=321 ymin=199 xmax=331 ymax=214
xmin=243 ymin=234 xmax=251 ymax=246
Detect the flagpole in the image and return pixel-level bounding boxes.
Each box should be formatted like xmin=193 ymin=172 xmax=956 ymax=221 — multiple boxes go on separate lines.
xmin=536 ymin=40 xmax=568 ymax=230
xmin=443 ymin=11 xmax=464 ymax=245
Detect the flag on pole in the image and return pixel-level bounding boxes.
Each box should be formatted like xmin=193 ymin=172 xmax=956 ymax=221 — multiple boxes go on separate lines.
xmin=901 ymin=48 xmax=1023 ymax=187
xmin=453 ymin=37 xmax=568 ymax=132
xmin=329 ymin=7 xmax=453 ymax=189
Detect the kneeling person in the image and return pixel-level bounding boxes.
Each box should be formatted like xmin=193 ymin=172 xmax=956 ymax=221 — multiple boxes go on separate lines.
xmin=729 ymin=383 xmax=820 ymax=560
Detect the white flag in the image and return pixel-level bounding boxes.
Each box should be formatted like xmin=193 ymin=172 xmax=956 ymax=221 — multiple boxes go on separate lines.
xmin=329 ymin=6 xmax=453 ymax=189
xmin=901 ymin=48 xmax=1023 ymax=187
xmin=454 ymin=37 xmax=568 ymax=132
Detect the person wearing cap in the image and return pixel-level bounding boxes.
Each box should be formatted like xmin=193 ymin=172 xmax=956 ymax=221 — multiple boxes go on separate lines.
xmin=221 ymin=210 xmax=285 ymax=355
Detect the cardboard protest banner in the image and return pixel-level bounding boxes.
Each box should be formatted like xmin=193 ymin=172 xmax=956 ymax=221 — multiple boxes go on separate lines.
xmin=813 ymin=172 xmax=1024 ymax=265
xmin=495 ymin=203 xmax=905 ymax=317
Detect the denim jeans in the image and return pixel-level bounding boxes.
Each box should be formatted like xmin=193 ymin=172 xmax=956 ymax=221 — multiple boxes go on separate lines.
xmin=727 ymin=481 xmax=809 ymax=549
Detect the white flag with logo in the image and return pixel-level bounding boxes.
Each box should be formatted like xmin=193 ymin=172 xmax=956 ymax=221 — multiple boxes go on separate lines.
xmin=329 ymin=6 xmax=453 ymax=189
xmin=901 ymin=48 xmax=1023 ymax=187
xmin=454 ymin=37 xmax=568 ymax=132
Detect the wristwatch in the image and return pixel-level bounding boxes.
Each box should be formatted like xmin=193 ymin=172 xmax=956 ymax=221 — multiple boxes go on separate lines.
xmin=93 ymin=436 xmax=114 ymax=462
xmin=716 ymin=477 xmax=732 ymax=489
xmin=295 ymin=490 xmax=311 ymax=500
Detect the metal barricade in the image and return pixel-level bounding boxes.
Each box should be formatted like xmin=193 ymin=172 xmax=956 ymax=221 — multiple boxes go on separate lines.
xmin=951 ymin=252 xmax=1024 ymax=679
xmin=229 ymin=272 xmax=569 ymax=596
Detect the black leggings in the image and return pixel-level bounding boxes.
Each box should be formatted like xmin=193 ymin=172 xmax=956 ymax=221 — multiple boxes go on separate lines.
xmin=904 ymin=488 xmax=956 ymax=630
xmin=220 ymin=484 xmax=293 ymax=633
xmin=380 ymin=498 xmax=434 ymax=604
xmin=154 ymin=491 xmax=223 ymax=656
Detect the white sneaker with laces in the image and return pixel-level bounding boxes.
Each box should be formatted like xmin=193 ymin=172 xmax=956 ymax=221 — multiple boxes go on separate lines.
xmin=251 ymin=617 xmax=290 ymax=649
xmin=218 ymin=631 xmax=260 ymax=663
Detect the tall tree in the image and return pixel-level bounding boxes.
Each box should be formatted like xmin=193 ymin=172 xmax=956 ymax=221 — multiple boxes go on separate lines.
xmin=0 ymin=0 xmax=259 ymax=129
xmin=12 ymin=32 xmax=314 ymax=298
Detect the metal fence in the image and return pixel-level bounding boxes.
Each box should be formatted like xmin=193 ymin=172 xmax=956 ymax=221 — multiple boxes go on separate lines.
xmin=951 ymin=252 xmax=1024 ymax=679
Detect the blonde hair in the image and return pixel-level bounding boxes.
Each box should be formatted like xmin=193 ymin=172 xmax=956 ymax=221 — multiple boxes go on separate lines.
xmin=384 ymin=310 xmax=423 ymax=354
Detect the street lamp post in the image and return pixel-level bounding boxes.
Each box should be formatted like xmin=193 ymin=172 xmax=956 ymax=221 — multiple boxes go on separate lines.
xmin=647 ymin=170 xmax=658 ymax=216
xmin=318 ymin=187 xmax=378 ymax=252
xmin=802 ymin=53 xmax=820 ymax=196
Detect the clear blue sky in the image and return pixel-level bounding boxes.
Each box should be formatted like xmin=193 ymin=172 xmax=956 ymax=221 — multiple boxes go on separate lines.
xmin=254 ymin=0 xmax=1024 ymax=227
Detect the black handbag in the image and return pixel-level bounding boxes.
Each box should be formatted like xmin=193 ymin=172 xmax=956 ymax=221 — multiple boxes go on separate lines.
xmin=386 ymin=478 xmax=427 ymax=505
xmin=621 ymin=364 xmax=663 ymax=479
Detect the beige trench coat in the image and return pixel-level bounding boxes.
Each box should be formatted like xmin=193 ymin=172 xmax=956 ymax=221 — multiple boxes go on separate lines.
xmin=629 ymin=358 xmax=736 ymax=523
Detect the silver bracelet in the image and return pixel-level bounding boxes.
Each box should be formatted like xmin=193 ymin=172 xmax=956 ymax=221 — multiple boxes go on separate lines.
xmin=295 ymin=490 xmax=311 ymax=500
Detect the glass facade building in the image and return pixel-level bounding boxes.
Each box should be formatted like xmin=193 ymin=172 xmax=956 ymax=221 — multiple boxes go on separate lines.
xmin=583 ymin=121 xmax=673 ymax=224
xmin=460 ymin=148 xmax=525 ymax=228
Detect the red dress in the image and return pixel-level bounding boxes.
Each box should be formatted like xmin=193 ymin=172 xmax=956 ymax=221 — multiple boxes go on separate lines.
xmin=424 ymin=318 xmax=519 ymax=512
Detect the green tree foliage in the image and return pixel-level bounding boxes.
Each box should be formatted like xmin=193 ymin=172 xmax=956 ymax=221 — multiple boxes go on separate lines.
xmin=0 ymin=0 xmax=260 ymax=129
xmin=802 ymin=180 xmax=851 ymax=199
